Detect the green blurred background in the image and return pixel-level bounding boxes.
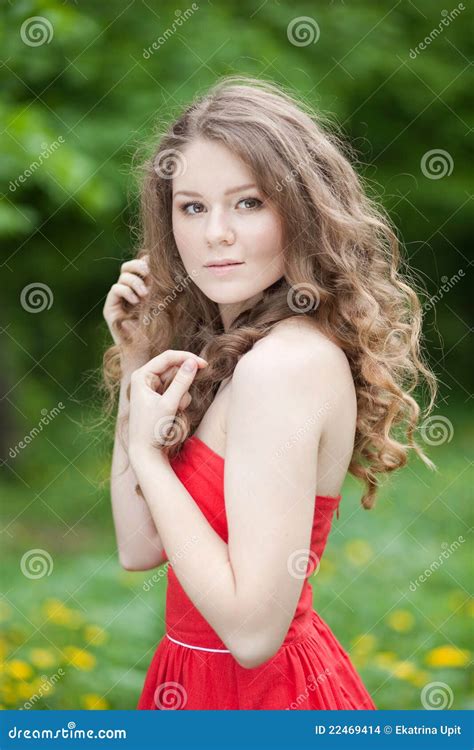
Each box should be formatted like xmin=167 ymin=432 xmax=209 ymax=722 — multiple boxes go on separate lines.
xmin=1 ymin=0 xmax=472 ymax=710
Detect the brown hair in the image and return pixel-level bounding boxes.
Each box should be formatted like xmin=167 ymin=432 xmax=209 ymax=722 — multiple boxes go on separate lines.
xmin=102 ymin=75 xmax=437 ymax=508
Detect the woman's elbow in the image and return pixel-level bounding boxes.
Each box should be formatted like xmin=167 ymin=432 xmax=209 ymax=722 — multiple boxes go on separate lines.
xmin=119 ymin=550 xmax=166 ymax=571
xmin=230 ymin=631 xmax=280 ymax=670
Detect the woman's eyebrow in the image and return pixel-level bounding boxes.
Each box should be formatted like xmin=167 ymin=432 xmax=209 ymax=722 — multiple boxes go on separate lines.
xmin=173 ymin=183 xmax=258 ymax=199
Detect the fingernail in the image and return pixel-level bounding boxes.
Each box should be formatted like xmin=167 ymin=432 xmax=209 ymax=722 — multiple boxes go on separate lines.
xmin=183 ymin=359 xmax=197 ymax=372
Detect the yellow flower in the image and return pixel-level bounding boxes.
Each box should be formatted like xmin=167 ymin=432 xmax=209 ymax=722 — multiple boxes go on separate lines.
xmin=27 ymin=676 xmax=56 ymax=698
xmin=29 ymin=648 xmax=57 ymax=669
xmin=391 ymin=660 xmax=418 ymax=680
xmin=386 ymin=609 xmax=415 ymax=632
xmin=42 ymin=599 xmax=84 ymax=628
xmin=81 ymin=693 xmax=109 ymax=710
xmin=84 ymin=625 xmax=108 ymax=646
xmin=351 ymin=633 xmax=377 ymax=654
xmin=373 ymin=651 xmax=397 ymax=668
xmin=425 ymin=645 xmax=470 ymax=668
xmin=4 ymin=660 xmax=33 ymax=680
xmin=344 ymin=540 xmax=374 ymax=566
xmin=16 ymin=682 xmax=37 ymax=700
xmin=1 ymin=685 xmax=17 ymax=705
xmin=63 ymin=646 xmax=96 ymax=671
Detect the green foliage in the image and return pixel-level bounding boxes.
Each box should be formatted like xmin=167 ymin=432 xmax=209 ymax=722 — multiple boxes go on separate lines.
xmin=1 ymin=0 xmax=471 ymax=400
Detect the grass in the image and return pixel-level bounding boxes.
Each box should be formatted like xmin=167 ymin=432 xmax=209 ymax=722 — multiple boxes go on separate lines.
xmin=1 ymin=405 xmax=472 ymax=710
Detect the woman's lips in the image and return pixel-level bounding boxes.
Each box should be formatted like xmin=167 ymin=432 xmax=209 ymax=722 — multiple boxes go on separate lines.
xmin=205 ymin=262 xmax=245 ymax=276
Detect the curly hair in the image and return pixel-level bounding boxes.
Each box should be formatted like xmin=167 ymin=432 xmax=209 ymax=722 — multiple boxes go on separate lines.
xmin=102 ymin=75 xmax=437 ymax=509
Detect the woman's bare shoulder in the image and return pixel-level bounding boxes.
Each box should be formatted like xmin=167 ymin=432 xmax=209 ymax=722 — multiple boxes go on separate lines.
xmin=242 ymin=316 xmax=352 ymax=379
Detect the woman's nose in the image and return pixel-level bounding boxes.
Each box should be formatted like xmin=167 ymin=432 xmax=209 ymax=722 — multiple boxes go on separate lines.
xmin=204 ymin=210 xmax=235 ymax=246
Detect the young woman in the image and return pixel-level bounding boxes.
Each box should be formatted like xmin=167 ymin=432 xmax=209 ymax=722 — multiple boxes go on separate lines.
xmin=102 ymin=76 xmax=437 ymax=710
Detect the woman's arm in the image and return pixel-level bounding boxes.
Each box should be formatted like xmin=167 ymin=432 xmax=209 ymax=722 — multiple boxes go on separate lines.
xmin=130 ymin=337 xmax=345 ymax=668
xmin=110 ymin=363 xmax=166 ymax=571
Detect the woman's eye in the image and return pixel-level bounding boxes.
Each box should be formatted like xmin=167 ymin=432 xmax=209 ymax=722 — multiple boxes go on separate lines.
xmin=237 ymin=197 xmax=262 ymax=210
xmin=181 ymin=202 xmax=204 ymax=215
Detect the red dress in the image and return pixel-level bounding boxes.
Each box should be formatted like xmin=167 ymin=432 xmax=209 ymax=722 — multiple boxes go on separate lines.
xmin=137 ymin=435 xmax=377 ymax=710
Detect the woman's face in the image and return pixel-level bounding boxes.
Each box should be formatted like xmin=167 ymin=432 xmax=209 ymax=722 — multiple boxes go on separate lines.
xmin=171 ymin=138 xmax=285 ymax=321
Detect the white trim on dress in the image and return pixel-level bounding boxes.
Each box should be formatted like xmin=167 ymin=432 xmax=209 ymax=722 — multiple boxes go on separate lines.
xmin=166 ymin=633 xmax=231 ymax=653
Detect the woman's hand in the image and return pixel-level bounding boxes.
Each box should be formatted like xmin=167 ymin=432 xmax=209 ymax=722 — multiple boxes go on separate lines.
xmin=128 ymin=350 xmax=208 ymax=466
xmin=103 ymin=255 xmax=151 ymax=371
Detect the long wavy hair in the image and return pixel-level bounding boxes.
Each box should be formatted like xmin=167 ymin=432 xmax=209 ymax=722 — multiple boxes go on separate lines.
xmin=102 ymin=75 xmax=437 ymax=509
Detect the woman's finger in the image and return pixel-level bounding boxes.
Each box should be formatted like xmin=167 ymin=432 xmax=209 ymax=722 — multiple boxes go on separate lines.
xmin=120 ymin=257 xmax=149 ymax=277
xmin=118 ymin=271 xmax=149 ymax=297
xmin=141 ymin=350 xmax=208 ymax=376
xmin=111 ymin=282 xmax=139 ymax=305
xmin=162 ymin=359 xmax=199 ymax=408
xmin=178 ymin=392 xmax=192 ymax=410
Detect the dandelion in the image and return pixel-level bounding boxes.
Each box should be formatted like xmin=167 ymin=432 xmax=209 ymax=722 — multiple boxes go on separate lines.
xmin=16 ymin=682 xmax=37 ymax=700
xmin=425 ymin=644 xmax=470 ymax=668
xmin=391 ymin=660 xmax=418 ymax=680
xmin=1 ymin=685 xmax=17 ymax=705
xmin=373 ymin=651 xmax=397 ymax=668
xmin=63 ymin=646 xmax=96 ymax=671
xmin=81 ymin=693 xmax=110 ymax=710
xmin=387 ymin=609 xmax=415 ymax=632
xmin=344 ymin=539 xmax=374 ymax=566
xmin=4 ymin=660 xmax=33 ymax=680
xmin=42 ymin=599 xmax=84 ymax=628
xmin=84 ymin=625 xmax=108 ymax=646
xmin=351 ymin=633 xmax=377 ymax=653
xmin=29 ymin=648 xmax=57 ymax=669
